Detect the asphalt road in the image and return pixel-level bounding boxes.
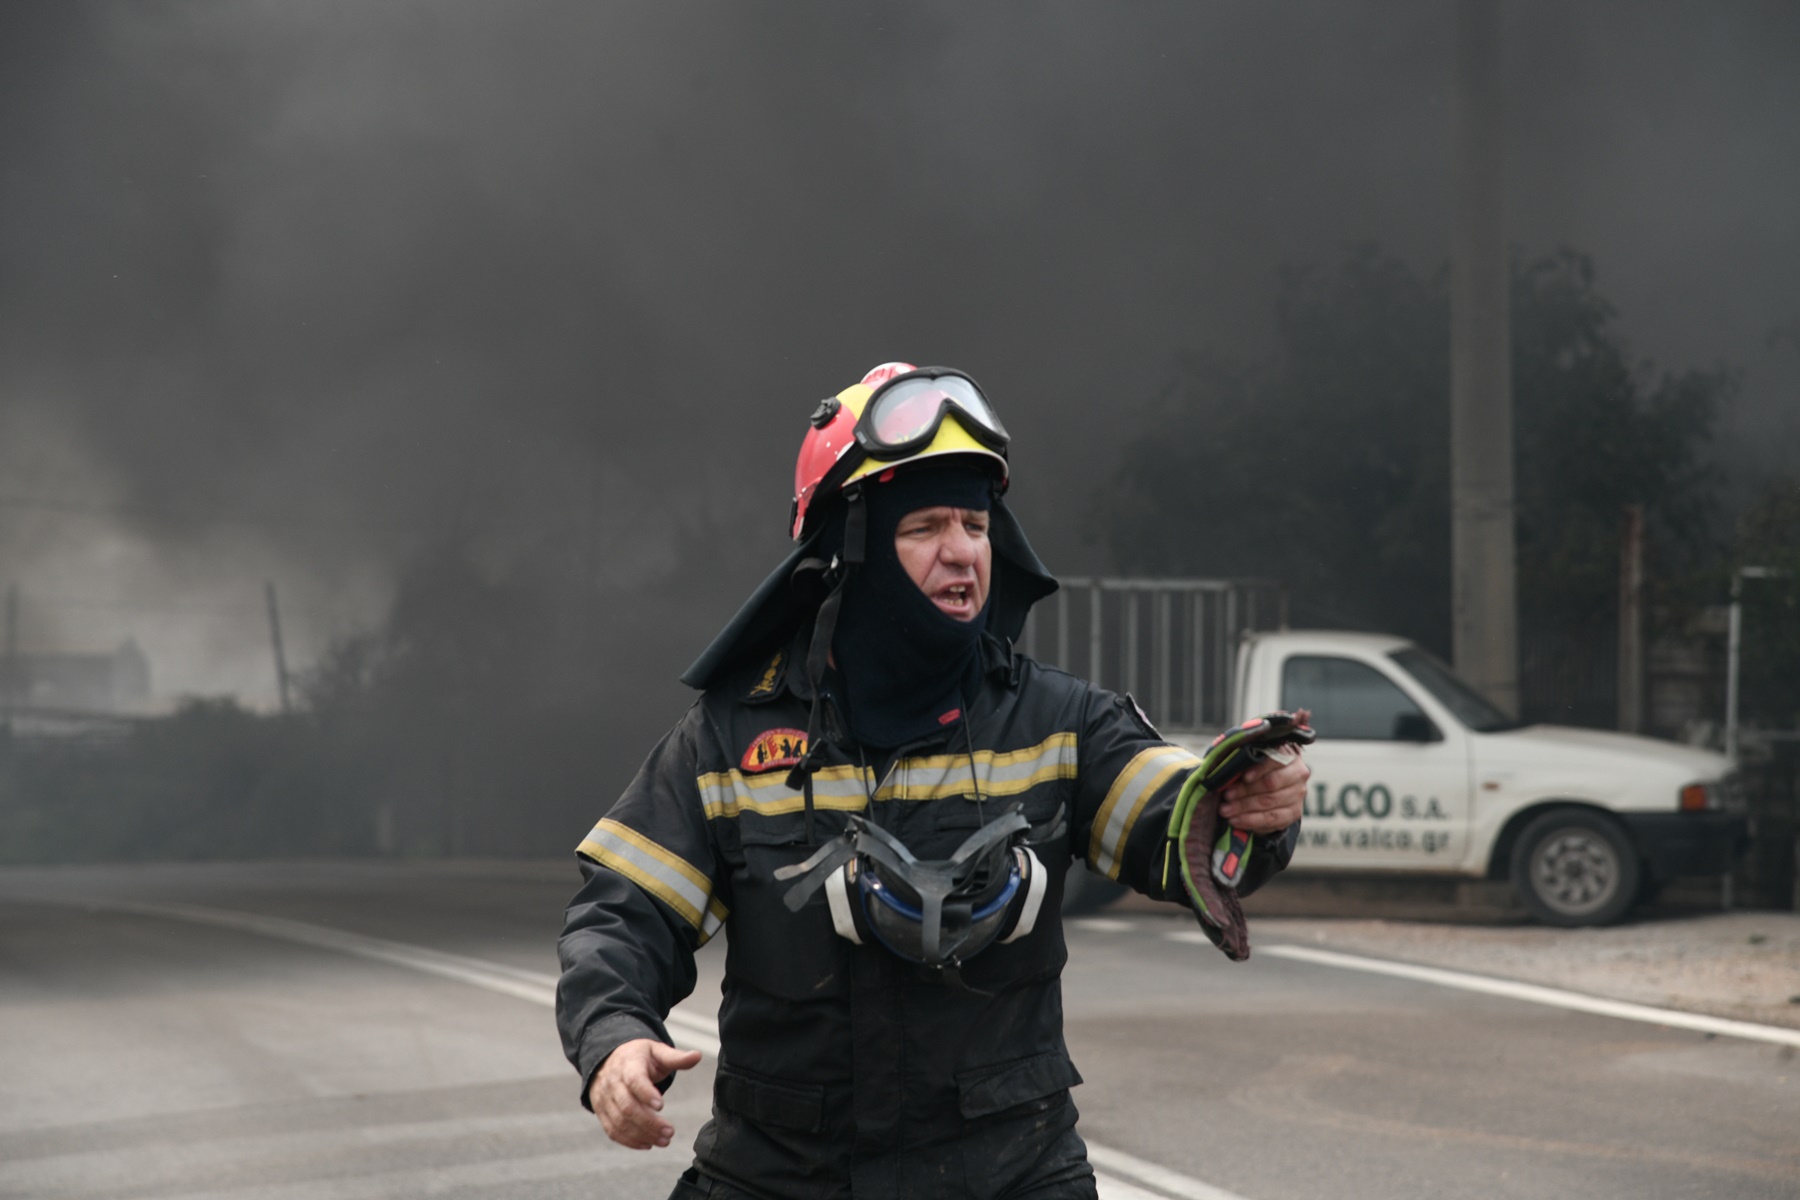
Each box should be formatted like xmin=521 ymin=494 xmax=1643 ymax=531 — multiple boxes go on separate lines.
xmin=1 ymin=862 xmax=1795 ymax=1200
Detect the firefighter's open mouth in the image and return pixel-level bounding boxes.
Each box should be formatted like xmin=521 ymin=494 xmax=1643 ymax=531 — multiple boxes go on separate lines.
xmin=933 ymin=584 xmax=977 ymax=619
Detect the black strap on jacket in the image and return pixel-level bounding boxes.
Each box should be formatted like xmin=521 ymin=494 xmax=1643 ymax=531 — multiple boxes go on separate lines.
xmin=786 ymin=485 xmax=866 ymax=844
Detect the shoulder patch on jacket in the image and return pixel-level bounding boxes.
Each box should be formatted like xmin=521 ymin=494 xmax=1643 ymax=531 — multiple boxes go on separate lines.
xmin=745 ymin=650 xmax=787 ymax=702
xmin=742 ymin=727 xmax=809 ymax=773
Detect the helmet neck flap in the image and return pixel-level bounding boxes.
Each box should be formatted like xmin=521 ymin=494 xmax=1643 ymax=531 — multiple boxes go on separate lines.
xmin=832 ymin=463 xmax=992 ymax=749
xmin=679 ymin=491 xmax=1056 ymax=692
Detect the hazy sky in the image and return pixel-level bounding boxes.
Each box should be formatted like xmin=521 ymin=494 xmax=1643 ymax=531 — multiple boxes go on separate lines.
xmin=2 ymin=1 xmax=1796 ymax=705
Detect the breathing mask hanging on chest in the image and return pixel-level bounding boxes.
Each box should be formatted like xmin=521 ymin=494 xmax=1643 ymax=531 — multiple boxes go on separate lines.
xmin=773 ymin=803 xmax=1055 ymax=987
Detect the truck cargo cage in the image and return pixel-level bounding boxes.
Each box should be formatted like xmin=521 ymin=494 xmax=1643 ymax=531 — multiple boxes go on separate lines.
xmin=1018 ymin=578 xmax=1287 ymax=733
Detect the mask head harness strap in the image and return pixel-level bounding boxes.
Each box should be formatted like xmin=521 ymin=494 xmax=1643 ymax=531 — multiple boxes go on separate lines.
xmin=774 ymin=804 xmax=1037 ymax=993
xmin=785 ymin=482 xmax=867 ymax=844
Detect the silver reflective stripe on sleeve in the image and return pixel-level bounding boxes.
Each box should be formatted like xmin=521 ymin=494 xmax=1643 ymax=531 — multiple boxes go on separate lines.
xmin=700 ymin=900 xmax=727 ymax=942
xmin=1089 ymin=745 xmax=1199 ymax=879
xmin=1000 ymin=847 xmax=1048 ymax=944
xmin=577 ymin=818 xmax=721 ymax=936
xmin=825 ymin=865 xmax=862 ymax=944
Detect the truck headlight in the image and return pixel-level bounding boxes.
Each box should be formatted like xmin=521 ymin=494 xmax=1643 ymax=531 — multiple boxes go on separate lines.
xmin=1681 ymin=776 xmax=1746 ymax=813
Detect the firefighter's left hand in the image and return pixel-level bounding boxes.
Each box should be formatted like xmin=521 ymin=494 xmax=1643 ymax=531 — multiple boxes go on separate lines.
xmin=1218 ymin=750 xmax=1308 ymax=834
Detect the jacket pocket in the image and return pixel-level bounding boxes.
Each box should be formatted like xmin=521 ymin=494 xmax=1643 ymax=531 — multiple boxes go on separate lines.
xmin=732 ymin=806 xmax=854 ymax=850
xmin=955 ymin=1049 xmax=1083 ymax=1120
xmin=727 ymin=812 xmax=855 ymax=1000
xmin=714 ymin=1064 xmax=826 ymax=1132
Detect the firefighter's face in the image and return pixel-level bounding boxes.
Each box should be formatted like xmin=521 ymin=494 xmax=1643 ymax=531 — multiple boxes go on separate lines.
xmin=894 ymin=506 xmax=991 ymax=622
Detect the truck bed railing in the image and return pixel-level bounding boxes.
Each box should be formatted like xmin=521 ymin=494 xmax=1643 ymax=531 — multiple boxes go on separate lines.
xmin=1019 ymin=577 xmax=1287 ymax=732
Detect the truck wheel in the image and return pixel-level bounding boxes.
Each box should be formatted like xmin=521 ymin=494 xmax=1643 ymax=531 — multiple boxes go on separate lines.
xmin=1510 ymin=810 xmax=1641 ymax=927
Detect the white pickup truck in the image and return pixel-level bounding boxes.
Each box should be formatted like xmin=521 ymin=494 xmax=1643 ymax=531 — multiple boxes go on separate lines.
xmin=1162 ymin=629 xmax=1745 ymax=926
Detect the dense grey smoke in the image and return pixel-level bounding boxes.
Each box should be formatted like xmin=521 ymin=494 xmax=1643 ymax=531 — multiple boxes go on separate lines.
xmin=1 ymin=0 xmax=1796 ymax=719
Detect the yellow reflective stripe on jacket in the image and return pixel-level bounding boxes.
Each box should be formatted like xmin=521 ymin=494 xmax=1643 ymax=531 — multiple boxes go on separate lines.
xmin=877 ymin=732 xmax=1079 ymax=801
xmin=696 ymin=762 xmax=875 ymax=820
xmin=578 ymin=818 xmax=727 ymax=941
xmin=1088 ymin=744 xmax=1200 ymax=880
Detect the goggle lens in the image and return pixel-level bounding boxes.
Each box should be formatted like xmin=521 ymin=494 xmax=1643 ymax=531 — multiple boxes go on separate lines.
xmin=864 ymin=374 xmax=1007 ymax=452
xmin=868 ymin=382 xmax=949 ymax=446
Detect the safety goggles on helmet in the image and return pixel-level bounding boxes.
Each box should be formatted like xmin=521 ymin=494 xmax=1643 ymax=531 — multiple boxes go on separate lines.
xmin=854 ymin=368 xmax=1010 ymax=461
xmin=773 ymin=804 xmax=1051 ymax=988
xmin=790 ymin=362 xmax=1011 ymax=543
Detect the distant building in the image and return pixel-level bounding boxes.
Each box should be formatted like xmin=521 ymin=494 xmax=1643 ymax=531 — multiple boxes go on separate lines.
xmin=1 ymin=639 xmax=153 ymax=715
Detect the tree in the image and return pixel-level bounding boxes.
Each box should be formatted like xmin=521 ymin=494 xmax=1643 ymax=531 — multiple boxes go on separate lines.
xmin=1511 ymin=251 xmax=1727 ymax=635
xmin=1096 ymin=246 xmax=1730 ymax=711
xmin=1096 ymin=244 xmax=1452 ymax=648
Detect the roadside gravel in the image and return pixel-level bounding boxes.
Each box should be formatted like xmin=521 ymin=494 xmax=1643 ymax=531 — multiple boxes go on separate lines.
xmin=1254 ymin=911 xmax=1800 ymax=1031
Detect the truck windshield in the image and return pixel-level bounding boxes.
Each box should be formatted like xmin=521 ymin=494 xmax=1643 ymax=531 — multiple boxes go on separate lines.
xmin=1389 ymin=648 xmax=1525 ymax=732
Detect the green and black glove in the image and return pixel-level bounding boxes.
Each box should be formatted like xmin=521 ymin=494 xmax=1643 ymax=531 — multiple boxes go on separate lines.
xmin=1163 ymin=711 xmax=1315 ymax=961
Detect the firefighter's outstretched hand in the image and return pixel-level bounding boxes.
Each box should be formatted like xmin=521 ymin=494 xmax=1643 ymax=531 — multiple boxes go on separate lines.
xmin=1217 ymin=749 xmax=1309 ymax=834
xmin=590 ymin=1038 xmax=703 ymax=1150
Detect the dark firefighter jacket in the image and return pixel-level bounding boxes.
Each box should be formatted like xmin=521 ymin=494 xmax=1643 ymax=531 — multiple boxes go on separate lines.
xmin=555 ymin=632 xmax=1296 ymax=1200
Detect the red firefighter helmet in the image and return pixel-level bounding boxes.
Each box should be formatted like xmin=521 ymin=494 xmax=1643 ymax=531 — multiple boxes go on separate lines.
xmin=790 ymin=362 xmax=1011 ymax=541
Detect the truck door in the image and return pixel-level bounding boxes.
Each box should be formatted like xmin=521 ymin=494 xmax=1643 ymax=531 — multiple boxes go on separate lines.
xmin=1280 ymin=654 xmax=1473 ymax=870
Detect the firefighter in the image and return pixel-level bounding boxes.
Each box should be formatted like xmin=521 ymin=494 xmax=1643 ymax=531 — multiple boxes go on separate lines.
xmin=556 ymin=363 xmax=1309 ymax=1199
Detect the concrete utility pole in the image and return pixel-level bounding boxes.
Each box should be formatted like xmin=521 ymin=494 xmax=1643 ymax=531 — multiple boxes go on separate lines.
xmin=264 ymin=581 xmax=292 ymax=714
xmin=1450 ymin=0 xmax=1520 ymax=717
xmin=1617 ymin=504 xmax=1645 ymax=733
xmin=3 ymin=584 xmax=17 ymax=726
xmin=1725 ymin=565 xmax=1789 ymax=761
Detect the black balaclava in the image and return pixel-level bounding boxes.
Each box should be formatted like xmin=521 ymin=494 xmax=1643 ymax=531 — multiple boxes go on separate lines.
xmin=832 ymin=461 xmax=996 ymax=749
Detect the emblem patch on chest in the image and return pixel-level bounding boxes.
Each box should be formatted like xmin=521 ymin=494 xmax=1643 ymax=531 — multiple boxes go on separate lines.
xmin=742 ymin=727 xmax=809 ymax=773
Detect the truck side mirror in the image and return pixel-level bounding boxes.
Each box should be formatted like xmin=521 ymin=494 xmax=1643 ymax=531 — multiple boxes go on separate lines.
xmin=1392 ymin=712 xmax=1441 ymax=743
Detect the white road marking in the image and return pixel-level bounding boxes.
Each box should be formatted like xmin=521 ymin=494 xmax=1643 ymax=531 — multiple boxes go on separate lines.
xmin=1096 ymin=1176 xmax=1180 ymax=1200
xmin=3 ymin=1114 xmax=642 ymax=1195
xmin=1088 ymin=1144 xmax=1253 ymax=1200
xmin=1073 ymin=917 xmax=1137 ymax=933
xmin=1257 ymin=942 xmax=1800 ymax=1049
xmin=71 ymin=899 xmax=729 ymax=1052
xmin=103 ymin=1149 xmax=653 ymax=1200
xmin=98 ymin=898 xmax=562 ymax=1001
xmin=663 ymin=1007 xmax=724 ymax=1055
xmin=81 ymin=899 xmax=1250 ymax=1200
